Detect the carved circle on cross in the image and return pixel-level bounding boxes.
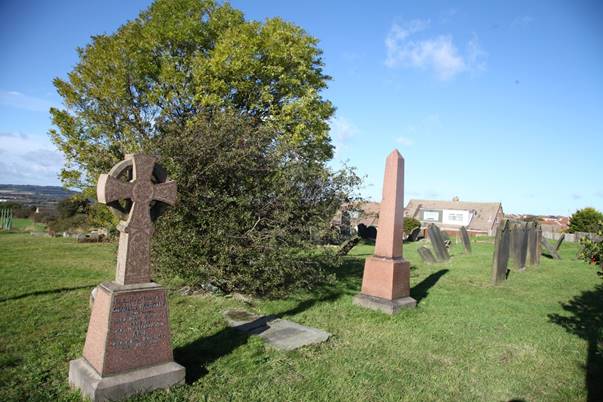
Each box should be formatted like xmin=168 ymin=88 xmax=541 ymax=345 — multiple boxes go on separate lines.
xmin=104 ymin=156 xmax=171 ymax=222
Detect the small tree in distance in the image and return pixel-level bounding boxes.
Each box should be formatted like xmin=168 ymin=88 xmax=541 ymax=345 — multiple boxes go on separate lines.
xmin=568 ymin=208 xmax=603 ymax=234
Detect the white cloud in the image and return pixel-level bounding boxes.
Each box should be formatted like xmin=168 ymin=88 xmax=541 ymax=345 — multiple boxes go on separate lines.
xmin=329 ymin=116 xmax=358 ymax=157
xmin=385 ymin=20 xmax=486 ymax=80
xmin=467 ymin=34 xmax=487 ymax=72
xmin=0 ymin=90 xmax=56 ymax=112
xmin=0 ymin=131 xmax=63 ymax=185
xmin=396 ymin=136 xmax=414 ymax=146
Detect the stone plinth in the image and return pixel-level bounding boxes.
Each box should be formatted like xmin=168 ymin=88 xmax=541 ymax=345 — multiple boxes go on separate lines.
xmin=81 ymin=282 xmax=175 ymax=376
xmin=354 ymin=150 xmax=416 ymax=314
xmin=69 ymin=359 xmax=184 ymax=402
xmin=359 ymin=256 xmax=411 ymax=300
xmin=70 ymin=282 xmax=185 ymax=400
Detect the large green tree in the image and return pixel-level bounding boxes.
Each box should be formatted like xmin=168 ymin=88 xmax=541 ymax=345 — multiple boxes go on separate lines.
xmin=49 ymin=0 xmax=358 ymax=295
xmin=50 ymin=0 xmax=334 ymax=188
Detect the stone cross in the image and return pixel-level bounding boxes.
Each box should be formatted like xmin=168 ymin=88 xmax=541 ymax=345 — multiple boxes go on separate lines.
xmin=97 ymin=154 xmax=177 ymax=285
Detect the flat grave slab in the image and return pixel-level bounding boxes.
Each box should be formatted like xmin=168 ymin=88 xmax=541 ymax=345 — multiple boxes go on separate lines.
xmin=223 ymin=309 xmax=331 ymax=350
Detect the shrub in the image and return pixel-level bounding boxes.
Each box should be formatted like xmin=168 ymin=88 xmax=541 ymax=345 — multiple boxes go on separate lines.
xmin=568 ymin=208 xmax=603 ymax=233
xmin=404 ymin=217 xmax=421 ymax=233
xmin=152 ymin=111 xmax=359 ymax=297
xmin=577 ymin=229 xmax=603 ymax=267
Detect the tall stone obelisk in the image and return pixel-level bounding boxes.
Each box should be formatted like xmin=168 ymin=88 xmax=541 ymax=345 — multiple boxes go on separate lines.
xmin=353 ymin=150 xmax=416 ymax=314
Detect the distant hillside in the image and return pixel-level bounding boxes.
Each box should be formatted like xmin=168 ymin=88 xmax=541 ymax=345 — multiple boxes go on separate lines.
xmin=0 ymin=184 xmax=78 ymax=207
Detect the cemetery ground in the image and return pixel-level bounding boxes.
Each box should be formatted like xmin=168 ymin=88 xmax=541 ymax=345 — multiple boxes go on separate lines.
xmin=1 ymin=228 xmax=601 ymax=401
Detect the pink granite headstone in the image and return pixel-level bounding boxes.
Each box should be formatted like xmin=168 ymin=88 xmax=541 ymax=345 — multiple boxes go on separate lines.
xmin=69 ymin=154 xmax=185 ymax=401
xmin=353 ymin=150 xmax=416 ymax=314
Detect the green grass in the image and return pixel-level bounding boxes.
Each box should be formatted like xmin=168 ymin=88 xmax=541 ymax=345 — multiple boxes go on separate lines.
xmin=6 ymin=218 xmax=46 ymax=232
xmin=0 ymin=232 xmax=601 ymax=401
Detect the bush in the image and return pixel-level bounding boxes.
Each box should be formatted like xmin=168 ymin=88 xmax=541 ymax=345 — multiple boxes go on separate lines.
xmin=577 ymin=228 xmax=603 ymax=267
xmin=404 ymin=217 xmax=421 ymax=233
xmin=568 ymin=208 xmax=603 ymax=233
xmin=152 ymin=112 xmax=359 ymax=297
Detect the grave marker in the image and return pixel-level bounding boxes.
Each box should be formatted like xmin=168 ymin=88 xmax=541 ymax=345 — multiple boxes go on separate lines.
xmin=554 ymin=234 xmax=565 ymax=252
xmin=526 ymin=222 xmax=538 ymax=266
xmin=69 ymin=154 xmax=185 ymax=402
xmin=460 ymin=226 xmax=472 ymax=254
xmin=417 ymin=246 xmax=436 ymax=264
xmin=540 ymin=237 xmax=561 ymax=260
xmin=353 ymin=150 xmax=416 ymax=314
xmin=492 ymin=220 xmax=511 ymax=284
xmin=428 ymin=224 xmax=450 ymax=262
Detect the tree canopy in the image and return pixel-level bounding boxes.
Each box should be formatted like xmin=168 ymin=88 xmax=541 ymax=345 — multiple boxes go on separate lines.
xmin=49 ymin=0 xmax=359 ymax=295
xmin=568 ymin=208 xmax=603 ymax=234
xmin=50 ymin=0 xmax=334 ymax=189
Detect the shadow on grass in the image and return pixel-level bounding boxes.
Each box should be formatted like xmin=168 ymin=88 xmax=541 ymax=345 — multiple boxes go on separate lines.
xmin=0 ymin=284 xmax=96 ymax=303
xmin=174 ymin=288 xmax=344 ymax=384
xmin=411 ymin=269 xmax=449 ymax=304
xmin=548 ymin=284 xmax=603 ymax=402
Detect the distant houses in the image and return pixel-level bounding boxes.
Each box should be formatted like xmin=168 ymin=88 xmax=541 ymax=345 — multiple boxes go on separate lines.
xmin=405 ymin=198 xmax=504 ymax=236
xmin=333 ymin=197 xmax=505 ymax=237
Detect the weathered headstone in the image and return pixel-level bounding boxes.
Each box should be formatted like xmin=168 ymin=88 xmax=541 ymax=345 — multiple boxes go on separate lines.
xmin=554 ymin=234 xmax=565 ymax=252
xmin=428 ymin=224 xmax=450 ymax=262
xmin=514 ymin=222 xmax=529 ymax=270
xmin=417 ymin=246 xmax=436 ymax=264
xmin=526 ymin=222 xmax=538 ymax=266
xmin=353 ymin=150 xmax=416 ymax=314
xmin=69 ymin=154 xmax=185 ymax=402
xmin=492 ymin=220 xmax=511 ymax=284
xmin=336 ymin=235 xmax=360 ymax=257
xmin=459 ymin=226 xmax=472 ymax=254
xmin=536 ymin=225 xmax=542 ymax=265
xmin=540 ymin=237 xmax=561 ymax=260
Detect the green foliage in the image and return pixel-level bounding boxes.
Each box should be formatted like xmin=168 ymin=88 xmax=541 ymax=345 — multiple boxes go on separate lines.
xmin=404 ymin=217 xmax=421 ymax=233
xmin=577 ymin=229 xmax=603 ymax=266
xmin=568 ymin=208 xmax=603 ymax=233
xmin=50 ymin=0 xmax=354 ymax=294
xmin=152 ymin=112 xmax=359 ymax=296
xmin=57 ymin=195 xmax=88 ymax=219
xmin=49 ymin=0 xmax=334 ymax=189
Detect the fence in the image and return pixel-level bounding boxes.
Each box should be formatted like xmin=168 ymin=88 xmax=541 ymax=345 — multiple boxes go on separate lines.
xmin=542 ymin=231 xmax=602 ymax=243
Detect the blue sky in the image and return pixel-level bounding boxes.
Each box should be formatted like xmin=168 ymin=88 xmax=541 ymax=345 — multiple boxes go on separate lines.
xmin=0 ymin=1 xmax=601 ymax=216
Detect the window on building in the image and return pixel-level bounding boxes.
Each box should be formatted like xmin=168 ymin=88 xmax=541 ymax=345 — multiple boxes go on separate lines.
xmin=423 ymin=211 xmax=439 ymax=221
xmin=448 ymin=213 xmax=464 ymax=222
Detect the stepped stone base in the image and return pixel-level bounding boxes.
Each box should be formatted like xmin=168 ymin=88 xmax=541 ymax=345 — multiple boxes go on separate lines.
xmin=353 ymin=293 xmax=416 ymax=315
xmin=69 ymin=358 xmax=184 ymax=402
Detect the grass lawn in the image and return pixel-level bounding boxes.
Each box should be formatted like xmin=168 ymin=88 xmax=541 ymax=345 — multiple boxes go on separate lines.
xmin=6 ymin=218 xmax=46 ymax=233
xmin=0 ymin=232 xmax=601 ymax=401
